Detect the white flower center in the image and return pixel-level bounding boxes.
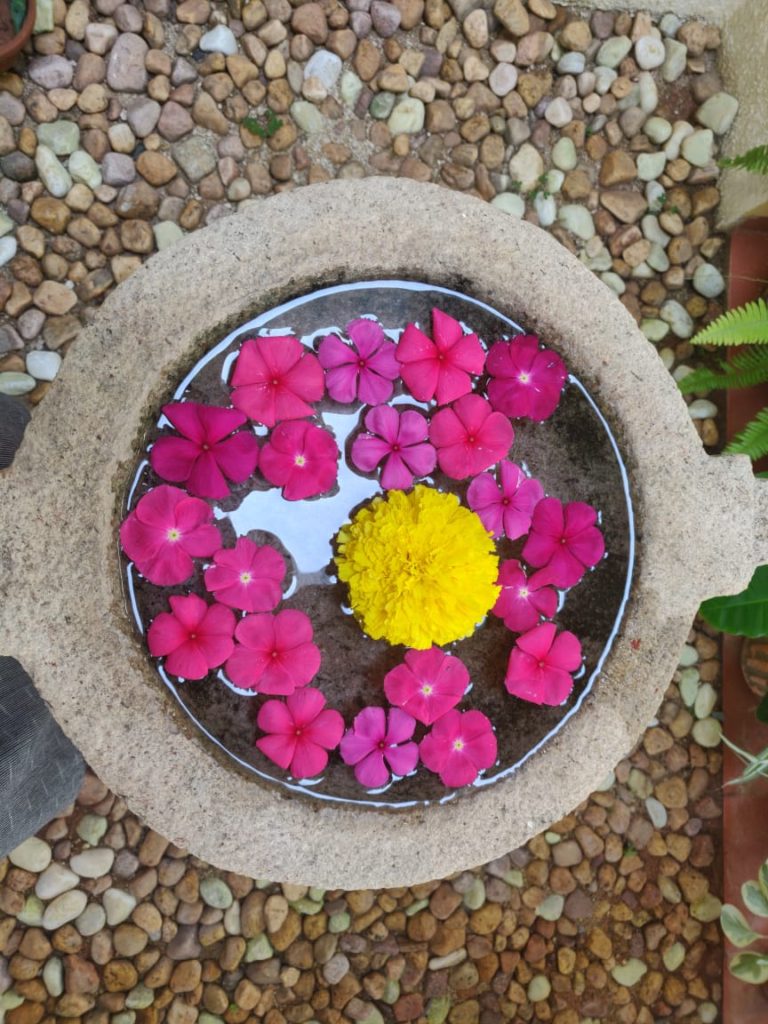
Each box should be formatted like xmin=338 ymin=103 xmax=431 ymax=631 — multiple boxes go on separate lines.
xmin=167 ymin=528 xmax=181 ymax=542
xmin=240 ymin=572 xmax=252 ymax=584
xmin=421 ymin=684 xmax=433 ymax=696
xmin=519 ymin=588 xmax=529 ymax=599
xmin=518 ymin=372 xmax=530 ymax=384
xmin=452 ymin=739 xmax=464 ymax=751
xmin=294 ymin=455 xmax=306 ymax=467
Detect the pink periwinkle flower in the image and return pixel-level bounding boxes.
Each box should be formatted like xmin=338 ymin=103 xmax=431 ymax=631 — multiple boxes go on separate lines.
xmin=467 ymin=460 xmax=544 ymax=540
xmin=318 ymin=318 xmax=400 ymax=405
xmin=419 ymin=709 xmax=497 ymax=788
xmin=384 ymin=647 xmax=469 ymax=726
xmin=351 ymin=405 xmax=436 ymax=490
xmin=486 ymin=335 xmax=567 ymax=422
xmin=120 ymin=484 xmax=221 ymax=586
xmin=150 ymin=402 xmax=260 ymax=500
xmin=340 ymin=706 xmax=419 ymax=788
xmin=522 ymin=497 xmax=605 ymax=588
xmin=492 ymin=559 xmax=558 ymax=633
xmin=147 ymin=593 xmax=235 ymax=680
xmin=204 ymin=537 xmax=286 ymax=612
xmin=397 ymin=308 xmax=486 ymax=406
xmin=429 ymin=394 xmax=514 ymax=480
xmin=504 ymin=622 xmax=582 ymax=706
xmin=230 ymin=336 xmax=324 ymax=427
xmin=225 ymin=609 xmax=321 ymax=694
xmin=260 ymin=420 xmax=339 ymax=501
xmin=256 ymin=688 xmax=344 ymax=779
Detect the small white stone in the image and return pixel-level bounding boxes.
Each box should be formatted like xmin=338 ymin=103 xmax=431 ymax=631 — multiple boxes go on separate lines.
xmin=645 ymin=116 xmax=672 ymax=144
xmin=645 ymin=797 xmax=667 ymax=829
xmin=340 ymin=70 xmax=363 ymax=107
xmin=199 ymin=25 xmax=238 ymax=55
xmin=36 ymin=863 xmax=80 ymax=900
xmin=304 ymin=50 xmax=342 ymax=91
xmin=0 ymin=212 xmax=14 ymax=238
xmin=660 ymin=13 xmax=683 ymax=36
xmin=693 ymin=263 xmax=725 ymax=298
xmin=35 ymin=144 xmax=72 ymax=198
xmin=695 ymin=682 xmax=717 ymax=719
xmin=600 ymin=272 xmax=626 ymax=295
xmin=153 ymin=221 xmax=184 ymax=250
xmin=661 ymin=299 xmax=693 ymax=339
xmin=646 ymin=243 xmax=669 ymax=273
xmin=697 ymin=92 xmax=739 ymax=135
xmin=70 ymin=847 xmax=115 ymax=878
xmin=0 ymin=237 xmax=17 ymax=268
xmin=75 ymin=902 xmax=107 ymax=936
xmin=664 ymin=121 xmax=694 ymax=161
xmin=558 ymin=204 xmax=595 ymax=241
xmin=557 ymin=52 xmax=584 ymax=75
xmin=545 ymin=169 xmax=564 ymax=193
xmin=642 ymin=215 xmax=671 ymax=247
xmin=693 ymin=717 xmax=722 ymax=748
xmin=544 ymin=97 xmax=572 ymax=128
xmin=43 ymin=957 xmax=64 ymax=997
xmin=68 ymin=149 xmax=102 ymax=189
xmin=491 ymin=193 xmax=525 ymax=217
xmin=688 ymin=398 xmax=718 ymax=419
xmin=25 ymin=350 xmax=62 ymax=382
xmin=679 ymin=645 xmax=699 ymax=667
xmin=42 ymin=890 xmax=88 ymax=931
xmin=634 ymin=36 xmax=665 ymax=70
xmin=645 ymin=180 xmax=667 ymax=210
xmin=596 ymin=36 xmax=632 ymax=69
xmin=103 ymin=887 xmax=137 ymax=925
xmin=17 ymin=895 xmax=45 ymax=926
xmin=682 ymin=129 xmax=714 ymax=168
xmin=290 ymin=100 xmax=325 ymax=133
xmin=9 ymin=836 xmax=52 ymax=873
xmin=489 ymin=62 xmax=517 ymax=97
xmin=636 ymin=152 xmax=666 ymax=181
xmin=594 ymin=66 xmax=617 ymax=94
xmin=508 ymin=143 xmax=544 ymax=192
xmin=551 ymin=137 xmax=577 ymax=171
xmin=387 ymin=97 xmax=425 ymax=135
xmin=662 ymin=39 xmax=687 ymax=82
xmin=534 ymin=192 xmax=556 ymax=227
xmin=638 ymin=71 xmax=658 ymax=114
xmin=659 ymin=347 xmax=675 ymax=370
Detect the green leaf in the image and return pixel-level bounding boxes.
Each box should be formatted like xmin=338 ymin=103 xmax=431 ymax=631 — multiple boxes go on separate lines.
xmin=742 ymin=880 xmax=768 ymax=917
xmin=700 ymin=565 xmax=768 ymax=637
xmin=758 ymin=693 xmax=768 ymax=724
xmin=242 ymin=116 xmax=267 ymax=138
xmin=729 ymin=952 xmax=768 ymax=985
xmin=690 ymin=298 xmax=768 ymax=347
xmin=10 ymin=0 xmax=26 ymax=32
xmin=726 ymin=408 xmax=768 ymax=460
xmin=760 ymin=861 xmax=768 ymax=902
xmin=720 ymin=145 xmax=768 ymax=177
xmin=721 ymin=904 xmax=761 ymax=947
xmin=678 ymin=347 xmax=768 ymax=394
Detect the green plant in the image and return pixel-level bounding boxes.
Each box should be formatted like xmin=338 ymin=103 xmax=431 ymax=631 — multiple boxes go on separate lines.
xmin=720 ymin=859 xmax=768 ymax=985
xmin=10 ymin=0 xmax=26 ymax=32
xmin=243 ymin=110 xmax=283 ymax=139
xmin=722 ymin=734 xmax=768 ymax=786
xmin=721 ymin=144 xmax=768 ymax=176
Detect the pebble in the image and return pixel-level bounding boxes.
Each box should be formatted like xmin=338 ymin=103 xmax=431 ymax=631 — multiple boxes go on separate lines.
xmin=693 ymin=263 xmax=725 ymax=297
xmin=304 ymin=50 xmax=343 ymax=90
xmin=107 ymin=33 xmax=148 ymax=91
xmin=635 ymin=35 xmax=665 ymax=69
xmin=537 ymin=893 xmax=564 ymax=920
xmin=103 ymin=887 xmax=138 ymax=925
xmin=42 ymin=956 xmax=64 ymax=997
xmin=42 ymin=889 xmax=88 ymax=930
xmin=26 ymin=350 xmax=62 ymax=381
xmin=77 ymin=814 xmax=108 ymax=845
xmin=509 ymin=143 xmax=544 ymax=192
xmin=661 ymin=299 xmax=694 ymax=339
xmin=534 ymin=192 xmax=556 ymax=227
xmin=17 ymin=894 xmax=44 ymax=925
xmin=611 ymin=959 xmax=648 ymax=986
xmin=36 ymin=862 xmax=80 ymax=899
xmin=291 ymin=100 xmax=325 ymax=133
xmin=75 ymin=902 xmax=107 ymax=935
xmin=662 ymin=39 xmax=687 ymax=82
xmin=491 ymin=193 xmax=525 ymax=217
xmin=545 ymin=97 xmax=572 ymax=128
xmin=645 ymin=796 xmax=668 ymax=828
xmin=70 ymin=846 xmax=115 ymax=877
xmin=557 ymin=52 xmax=584 ymax=75
xmin=489 ymin=63 xmax=517 ymax=97
xmin=688 ymin=398 xmax=718 ymax=419
xmin=37 ymin=120 xmax=80 ymax=155
xmin=387 ymin=97 xmax=425 ymax=134
xmin=200 ymin=877 xmax=233 ymax=909
xmin=697 ymin=92 xmax=739 ymax=134
xmin=645 ymin=116 xmax=672 ymax=143
xmin=596 ymin=36 xmax=632 ymax=68
xmin=199 ymin=25 xmax=238 ymax=55
xmin=682 ymin=129 xmax=715 ymax=167
xmin=154 ymin=221 xmax=184 ymax=250
xmin=692 ymin=717 xmax=722 ymax=747
xmin=35 ymin=144 xmax=73 ymax=198
xmin=9 ymin=836 xmax=53 ymax=873
xmin=559 ymin=204 xmax=595 ymax=240
xmin=68 ymin=150 xmax=102 ymax=189
xmin=29 ymin=55 xmax=74 ymax=90
xmin=636 ymin=152 xmax=665 ymax=181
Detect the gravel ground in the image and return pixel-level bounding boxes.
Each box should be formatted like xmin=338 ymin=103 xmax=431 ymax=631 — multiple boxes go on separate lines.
xmin=0 ymin=0 xmax=734 ymax=1020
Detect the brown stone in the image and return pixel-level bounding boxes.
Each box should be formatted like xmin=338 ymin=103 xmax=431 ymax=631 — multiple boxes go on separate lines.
xmin=120 ymin=219 xmax=155 ymax=254
xmin=33 ymin=281 xmax=77 ymax=315
xmin=600 ymin=150 xmax=637 ymax=187
xmin=494 ymin=0 xmax=529 ymax=36
xmin=136 ymin=150 xmax=177 ymax=186
xmin=103 ymin=960 xmax=139 ymax=992
xmin=30 ymin=196 xmax=70 ymax=232
xmin=291 ymin=2 xmax=327 ymax=44
xmin=170 ymin=958 xmax=202 ymax=993
xmin=655 ymin=777 xmax=688 ymax=809
xmin=64 ymin=954 xmax=100 ymax=995
xmin=600 ymin=189 xmax=648 ymax=224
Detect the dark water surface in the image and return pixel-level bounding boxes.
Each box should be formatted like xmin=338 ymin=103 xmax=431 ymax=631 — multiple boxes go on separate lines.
xmin=123 ymin=281 xmax=635 ymax=808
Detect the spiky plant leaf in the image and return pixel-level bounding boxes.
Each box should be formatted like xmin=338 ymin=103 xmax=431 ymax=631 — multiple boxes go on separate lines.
xmin=721 ymin=904 xmax=761 ymax=947
xmin=729 ymin=952 xmax=768 ymax=985
xmin=721 ymin=145 xmax=768 ymax=177
xmin=726 ymin=408 xmax=768 ymax=460
xmin=690 ymin=298 xmax=768 ymax=348
xmin=678 ymin=347 xmax=768 ymax=394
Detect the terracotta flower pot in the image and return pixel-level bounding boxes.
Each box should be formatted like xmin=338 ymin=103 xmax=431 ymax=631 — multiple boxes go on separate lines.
xmin=0 ymin=0 xmax=36 ymax=73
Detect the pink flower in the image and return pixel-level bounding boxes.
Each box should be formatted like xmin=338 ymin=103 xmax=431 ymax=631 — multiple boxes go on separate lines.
xmin=384 ymin=647 xmax=469 ymax=725
xmin=351 ymin=405 xmax=436 ymax=490
xmin=256 ymin=688 xmax=344 ymax=779
xmin=204 ymin=537 xmax=286 ymax=612
xmin=150 ymin=402 xmax=260 ymax=500
xmin=147 ymin=594 xmax=235 ymax=680
xmin=230 ymin=336 xmax=324 ymax=427
xmin=225 ymin=609 xmax=321 ymax=694
xmin=429 ymin=394 xmax=514 ymax=480
xmin=397 ymin=308 xmax=486 ymax=406
xmin=522 ymin=498 xmax=605 ymax=588
xmin=504 ymin=622 xmax=582 ymax=706
xmin=419 ymin=709 xmax=497 ymax=787
xmin=486 ymin=335 xmax=567 ymax=422
xmin=120 ymin=484 xmax=221 ymax=586
xmin=492 ymin=559 xmax=558 ymax=633
xmin=466 ymin=460 xmax=544 ymax=540
xmin=260 ymin=420 xmax=339 ymax=500
xmin=340 ymin=706 xmax=419 ymax=787
xmin=318 ymin=318 xmax=400 ymax=405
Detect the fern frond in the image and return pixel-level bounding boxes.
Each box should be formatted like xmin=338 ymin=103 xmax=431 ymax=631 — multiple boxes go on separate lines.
xmin=726 ymin=408 xmax=768 ymax=460
xmin=691 ymin=299 xmax=768 ymax=347
xmin=679 ymin=347 xmax=768 ymax=393
xmin=720 ymin=145 xmax=768 ymax=177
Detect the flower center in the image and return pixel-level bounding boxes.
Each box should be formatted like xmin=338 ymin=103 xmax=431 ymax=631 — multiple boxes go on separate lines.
xmin=378 ymin=741 xmax=387 ymax=751
xmin=519 ymin=588 xmax=529 ymax=599
xmin=467 ymin=435 xmax=476 ymax=444
xmin=201 ymin=443 xmax=210 ymax=451
xmin=189 ymin=633 xmax=197 ymax=640
xmin=271 ymin=378 xmax=279 ymax=386
xmin=240 ymin=572 xmax=252 ymax=584
xmin=391 ymin=443 xmax=400 ymax=452
xmin=294 ymin=454 xmax=306 ymax=467
xmin=538 ymin=660 xmax=546 ymax=668
xmin=421 ymin=684 xmax=433 ymax=696
xmin=502 ymin=497 xmax=510 ymax=506
xmin=452 ymin=739 xmax=464 ymax=751
xmin=358 ymin=359 xmax=367 ymax=369
xmin=560 ymin=537 xmax=567 ymax=544
xmin=294 ymin=728 xmax=303 ymax=737
xmin=518 ymin=372 xmax=530 ymax=384
xmin=166 ymin=528 xmax=181 ymax=542
xmin=271 ymin=650 xmax=279 ymax=658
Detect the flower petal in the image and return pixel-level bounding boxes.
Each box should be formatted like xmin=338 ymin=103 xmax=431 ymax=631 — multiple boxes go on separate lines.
xmin=150 ymin=436 xmax=201 ymax=484
xmin=353 ymin=749 xmax=389 ymax=788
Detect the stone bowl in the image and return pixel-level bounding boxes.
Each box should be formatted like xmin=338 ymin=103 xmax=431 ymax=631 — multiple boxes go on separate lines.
xmin=1 ymin=179 xmax=765 ymax=889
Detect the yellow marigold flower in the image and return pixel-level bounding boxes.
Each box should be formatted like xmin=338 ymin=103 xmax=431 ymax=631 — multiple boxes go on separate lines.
xmin=335 ymin=485 xmax=500 ymax=650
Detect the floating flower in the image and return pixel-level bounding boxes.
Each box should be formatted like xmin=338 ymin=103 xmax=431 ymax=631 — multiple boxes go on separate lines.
xmin=318 ymin=318 xmax=400 ymax=405
xmin=351 ymin=405 xmax=436 ymax=490
xmin=147 ymin=593 xmax=235 ymax=680
xmin=260 ymin=420 xmax=339 ymax=501
xmin=204 ymin=537 xmax=286 ymax=612
xmin=467 ymin=460 xmax=544 ymax=540
xmin=486 ymin=335 xmax=567 ymax=422
xmin=225 ymin=609 xmax=321 ymax=694
xmin=429 ymin=394 xmax=514 ymax=480
xmin=504 ymin=622 xmax=582 ymax=706
xmin=230 ymin=336 xmax=324 ymax=427
xmin=120 ymin=484 xmax=221 ymax=586
xmin=256 ymin=688 xmax=344 ymax=779
xmin=384 ymin=647 xmax=469 ymax=725
xmin=150 ymin=402 xmax=260 ymax=500
xmin=340 ymin=706 xmax=419 ymax=787
xmin=419 ymin=709 xmax=497 ymax=787
xmin=522 ymin=497 xmax=605 ymax=588
xmin=336 ymin=486 xmax=499 ymax=649
xmin=396 ymin=308 xmax=486 ymax=405
xmin=492 ymin=559 xmax=558 ymax=633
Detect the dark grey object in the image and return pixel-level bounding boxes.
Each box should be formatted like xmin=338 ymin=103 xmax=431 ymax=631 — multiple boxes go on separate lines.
xmin=0 ymin=394 xmax=31 ymax=469
xmin=0 ymin=657 xmax=85 ymax=857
